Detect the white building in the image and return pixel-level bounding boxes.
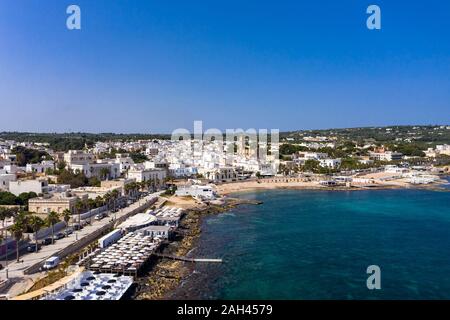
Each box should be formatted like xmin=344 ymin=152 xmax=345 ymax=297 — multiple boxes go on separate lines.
xmin=26 ymin=160 xmax=55 ymax=173
xmin=303 ymin=152 xmax=328 ymax=160
xmin=70 ymin=163 xmax=120 ymax=180
xmin=127 ymin=168 xmax=166 ymax=184
xmin=168 ymin=164 xmax=198 ymax=178
xmin=139 ymin=225 xmax=172 ymax=240
xmin=64 ymin=150 xmax=95 ymax=167
xmin=0 ymin=165 xmax=22 ymax=175
xmin=319 ymin=158 xmax=342 ymax=169
xmin=175 ymin=184 xmax=216 ymax=200
xmin=369 ymin=151 xmax=403 ymax=161
xmin=0 ymin=173 xmax=16 ymax=191
xmin=201 ymin=167 xmax=237 ymax=182
xmin=114 ymin=154 xmax=135 ymax=173
xmin=9 ymin=179 xmax=49 ymax=196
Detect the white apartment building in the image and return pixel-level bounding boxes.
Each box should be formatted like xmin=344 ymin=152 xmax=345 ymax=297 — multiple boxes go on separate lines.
xmin=319 ymin=158 xmax=342 ymax=169
xmin=145 ymin=147 xmax=159 ymax=156
xmin=97 ymin=154 xmax=134 ymax=174
xmin=0 ymin=165 xmax=22 ymax=175
xmin=114 ymin=154 xmax=135 ymax=173
xmin=0 ymin=173 xmax=16 ymax=191
xmin=144 ymin=159 xmax=169 ymax=170
xmin=168 ymin=164 xmax=198 ymax=178
xmin=9 ymin=179 xmax=49 ymax=196
xmin=64 ymin=150 xmax=95 ymax=167
xmin=26 ymin=160 xmax=55 ymax=173
xmin=201 ymin=167 xmax=238 ymax=182
xmin=71 ymin=163 xmax=121 ymax=180
xmin=127 ymin=168 xmax=166 ymax=184
xmin=175 ymin=184 xmax=216 ymax=200
xmin=436 ymin=144 xmax=450 ymax=156
xmin=303 ymin=152 xmax=329 ymax=160
xmin=369 ymin=151 xmax=403 ymax=161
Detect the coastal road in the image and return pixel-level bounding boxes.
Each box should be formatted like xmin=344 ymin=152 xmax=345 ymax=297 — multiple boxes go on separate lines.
xmin=0 ymin=192 xmax=162 ymax=297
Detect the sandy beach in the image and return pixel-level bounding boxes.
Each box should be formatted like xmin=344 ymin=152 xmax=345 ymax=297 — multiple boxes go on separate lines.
xmin=215 ymin=176 xmax=449 ymax=195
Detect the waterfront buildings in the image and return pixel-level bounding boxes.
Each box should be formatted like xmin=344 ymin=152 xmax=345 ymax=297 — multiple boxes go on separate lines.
xmin=138 ymin=225 xmax=172 ymax=240
xmin=40 ymin=272 xmax=134 ymax=300
xmin=101 ymin=178 xmax=136 ymax=196
xmin=319 ymin=158 xmax=342 ymax=169
xmin=175 ymin=184 xmax=216 ymax=200
xmin=28 ymin=192 xmax=88 ymax=214
xmin=71 ymin=186 xmax=123 ymax=200
xmin=369 ymin=151 xmax=403 ymax=161
xmin=200 ymin=167 xmax=238 ymax=183
xmin=127 ymin=168 xmax=166 ymax=184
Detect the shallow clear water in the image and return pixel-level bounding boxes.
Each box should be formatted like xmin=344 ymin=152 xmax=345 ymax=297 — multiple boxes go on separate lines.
xmin=173 ymin=181 xmax=450 ymax=299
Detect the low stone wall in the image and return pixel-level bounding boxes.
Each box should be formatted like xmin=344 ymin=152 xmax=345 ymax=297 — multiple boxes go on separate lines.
xmin=80 ymin=205 xmax=108 ymax=220
xmin=35 ymin=221 xmax=67 ymax=240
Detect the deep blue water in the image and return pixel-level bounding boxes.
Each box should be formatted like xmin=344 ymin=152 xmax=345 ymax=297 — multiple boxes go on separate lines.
xmin=174 ymin=180 xmax=450 ymax=300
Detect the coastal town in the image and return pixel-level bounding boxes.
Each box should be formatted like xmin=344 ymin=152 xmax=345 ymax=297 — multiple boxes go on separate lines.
xmin=1 ymin=125 xmax=450 ymax=300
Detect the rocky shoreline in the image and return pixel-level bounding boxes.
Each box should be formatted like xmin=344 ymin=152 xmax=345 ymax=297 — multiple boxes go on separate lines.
xmin=133 ymin=197 xmax=257 ymax=300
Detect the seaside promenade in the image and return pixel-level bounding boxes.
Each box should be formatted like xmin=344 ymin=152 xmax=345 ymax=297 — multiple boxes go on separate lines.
xmin=0 ymin=192 xmax=162 ymax=298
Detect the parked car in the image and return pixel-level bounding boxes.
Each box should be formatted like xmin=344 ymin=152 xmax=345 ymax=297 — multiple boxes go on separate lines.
xmin=41 ymin=238 xmax=53 ymax=245
xmin=80 ymin=220 xmax=88 ymax=227
xmin=27 ymin=244 xmax=41 ymax=252
xmin=94 ymin=213 xmax=105 ymax=221
xmin=42 ymin=256 xmax=60 ymax=270
xmin=64 ymin=227 xmax=73 ymax=236
xmin=73 ymin=223 xmax=82 ymax=230
xmin=53 ymin=232 xmax=65 ymax=240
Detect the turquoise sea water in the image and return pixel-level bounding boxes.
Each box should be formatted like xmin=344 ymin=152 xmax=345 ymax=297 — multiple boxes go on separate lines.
xmin=173 ymin=179 xmax=450 ymax=300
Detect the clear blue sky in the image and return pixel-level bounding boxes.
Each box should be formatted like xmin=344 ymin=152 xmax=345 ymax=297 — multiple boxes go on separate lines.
xmin=0 ymin=0 xmax=449 ymax=133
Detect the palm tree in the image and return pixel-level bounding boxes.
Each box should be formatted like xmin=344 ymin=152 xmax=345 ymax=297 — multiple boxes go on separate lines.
xmin=75 ymin=199 xmax=84 ymax=225
xmin=94 ymin=196 xmax=104 ymax=208
xmin=62 ymin=209 xmax=72 ymax=227
xmin=9 ymin=212 xmax=28 ymax=262
xmin=46 ymin=211 xmax=60 ymax=245
xmin=124 ymin=184 xmax=132 ymax=197
xmin=0 ymin=208 xmax=14 ymax=270
xmin=103 ymin=192 xmax=112 ymax=210
xmin=111 ymin=189 xmax=120 ymax=211
xmin=100 ymin=168 xmax=110 ymax=181
xmin=0 ymin=207 xmax=9 ymax=239
xmin=28 ymin=216 xmax=45 ymax=253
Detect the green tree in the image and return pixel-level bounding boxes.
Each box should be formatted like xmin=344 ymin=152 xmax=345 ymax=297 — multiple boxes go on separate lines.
xmin=9 ymin=212 xmax=28 ymax=262
xmin=45 ymin=211 xmax=60 ymax=244
xmin=62 ymin=209 xmax=72 ymax=227
xmin=99 ymin=168 xmax=110 ymax=181
xmin=0 ymin=192 xmax=19 ymax=205
xmin=75 ymin=200 xmax=85 ymax=225
xmin=0 ymin=207 xmax=14 ymax=238
xmin=17 ymin=192 xmax=38 ymax=207
xmin=302 ymin=159 xmax=320 ymax=173
xmin=28 ymin=215 xmax=45 ymax=253
xmin=57 ymin=160 xmax=66 ymax=171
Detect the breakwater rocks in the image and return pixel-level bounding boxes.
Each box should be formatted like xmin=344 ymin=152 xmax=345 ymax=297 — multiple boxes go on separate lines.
xmin=133 ymin=197 xmax=258 ymax=300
